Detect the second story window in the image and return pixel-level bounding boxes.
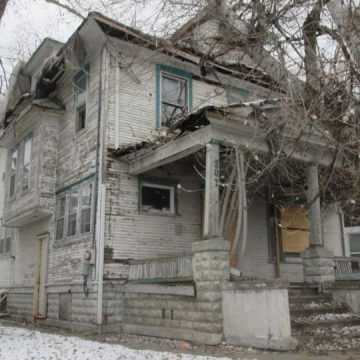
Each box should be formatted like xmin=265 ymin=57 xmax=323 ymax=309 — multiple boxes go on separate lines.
xmin=56 ymin=179 xmax=93 ymax=241
xmin=157 ymin=65 xmax=192 ymax=128
xmin=9 ymin=147 xmax=18 ymax=198
xmin=74 ymin=66 xmax=89 ymax=133
xmin=22 ymin=134 xmax=32 ymax=192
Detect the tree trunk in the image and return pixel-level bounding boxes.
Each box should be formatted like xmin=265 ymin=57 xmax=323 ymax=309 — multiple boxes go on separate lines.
xmin=0 ymin=0 xmax=9 ymax=24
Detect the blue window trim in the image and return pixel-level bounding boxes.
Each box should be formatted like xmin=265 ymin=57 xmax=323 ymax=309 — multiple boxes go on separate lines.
xmin=156 ymin=64 xmax=193 ymax=128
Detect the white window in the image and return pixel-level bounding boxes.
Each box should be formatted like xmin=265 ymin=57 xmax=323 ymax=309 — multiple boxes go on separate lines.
xmin=9 ymin=147 xmax=18 ymax=198
xmin=161 ymin=73 xmax=188 ymax=127
xmin=22 ymin=134 xmax=32 ymax=191
xmin=74 ymin=67 xmax=88 ymax=132
xmin=0 ymin=220 xmax=12 ymax=256
xmin=56 ymin=196 xmax=66 ymax=240
xmin=56 ymin=180 xmax=93 ymax=241
xmin=140 ymin=182 xmax=175 ymax=215
xmin=80 ymin=183 xmax=92 ymax=233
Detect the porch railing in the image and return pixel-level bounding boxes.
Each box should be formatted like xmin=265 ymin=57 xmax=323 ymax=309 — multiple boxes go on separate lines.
xmin=128 ymin=254 xmax=194 ymax=282
xmin=334 ymin=257 xmax=360 ymax=281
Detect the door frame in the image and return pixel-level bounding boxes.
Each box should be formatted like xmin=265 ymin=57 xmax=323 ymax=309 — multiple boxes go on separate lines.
xmin=33 ymin=234 xmax=49 ymax=318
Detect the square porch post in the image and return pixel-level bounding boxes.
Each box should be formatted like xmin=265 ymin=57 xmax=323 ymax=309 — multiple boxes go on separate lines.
xmin=191 ymin=141 xmax=230 ymax=344
xmin=302 ymin=163 xmax=335 ymax=284
xmin=203 ymin=142 xmax=220 ymax=239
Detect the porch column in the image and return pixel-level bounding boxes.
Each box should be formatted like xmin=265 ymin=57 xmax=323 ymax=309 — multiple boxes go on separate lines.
xmin=307 ymin=163 xmax=323 ymax=247
xmin=203 ymin=142 xmax=220 ymax=239
xmin=302 ymin=163 xmax=335 ymax=284
xmin=191 ymin=141 xmax=230 ymax=344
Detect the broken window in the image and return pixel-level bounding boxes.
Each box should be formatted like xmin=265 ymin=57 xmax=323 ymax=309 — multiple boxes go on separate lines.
xmin=157 ymin=65 xmax=192 ymax=128
xmin=9 ymin=147 xmax=18 ymax=198
xmin=22 ymin=134 xmax=32 ymax=191
xmin=56 ymin=179 xmax=93 ymax=241
xmin=74 ymin=66 xmax=89 ymax=132
xmin=0 ymin=220 xmax=12 ymax=256
xmin=140 ymin=182 xmax=175 ymax=214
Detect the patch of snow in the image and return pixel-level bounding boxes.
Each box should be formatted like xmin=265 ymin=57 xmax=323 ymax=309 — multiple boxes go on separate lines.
xmin=0 ymin=325 xmax=258 ymax=360
xmin=307 ymin=312 xmax=357 ymax=322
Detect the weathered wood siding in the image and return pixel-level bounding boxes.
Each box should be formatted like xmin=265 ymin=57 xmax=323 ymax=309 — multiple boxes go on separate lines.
xmin=103 ymin=43 xmax=271 ymax=276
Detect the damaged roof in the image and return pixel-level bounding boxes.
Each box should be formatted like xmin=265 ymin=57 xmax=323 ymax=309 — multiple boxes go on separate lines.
xmin=114 ymin=99 xmax=282 ymax=157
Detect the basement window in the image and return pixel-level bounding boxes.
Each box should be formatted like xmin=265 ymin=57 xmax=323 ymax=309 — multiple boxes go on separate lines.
xmin=140 ymin=182 xmax=175 ymax=215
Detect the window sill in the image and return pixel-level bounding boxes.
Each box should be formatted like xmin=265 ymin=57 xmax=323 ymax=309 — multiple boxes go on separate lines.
xmin=139 ymin=211 xmax=180 ymax=218
xmin=73 ymin=126 xmax=88 ymax=141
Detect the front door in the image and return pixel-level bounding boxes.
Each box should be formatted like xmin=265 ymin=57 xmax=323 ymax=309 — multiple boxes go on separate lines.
xmin=33 ymin=235 xmax=49 ymax=318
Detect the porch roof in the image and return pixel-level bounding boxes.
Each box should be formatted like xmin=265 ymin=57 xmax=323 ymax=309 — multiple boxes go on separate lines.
xmin=118 ymin=102 xmax=337 ymax=175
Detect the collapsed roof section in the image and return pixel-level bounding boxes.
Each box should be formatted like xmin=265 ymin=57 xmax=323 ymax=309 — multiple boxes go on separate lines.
xmin=115 ymin=98 xmax=335 ymax=169
xmin=1 ymin=4 xmax=285 ymax=128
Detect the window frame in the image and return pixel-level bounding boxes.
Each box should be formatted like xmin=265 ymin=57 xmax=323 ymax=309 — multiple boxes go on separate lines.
xmin=139 ymin=181 xmax=176 ymax=215
xmin=0 ymin=219 xmax=12 ymax=257
xmin=156 ymin=64 xmax=192 ymax=128
xmin=55 ymin=178 xmax=94 ymax=242
xmin=9 ymin=145 xmax=19 ymax=199
xmin=22 ymin=133 xmax=33 ymax=192
xmin=74 ymin=65 xmax=89 ymax=133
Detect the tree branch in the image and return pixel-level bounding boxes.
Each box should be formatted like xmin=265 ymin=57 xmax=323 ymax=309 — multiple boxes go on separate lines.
xmin=44 ymin=0 xmax=85 ymax=19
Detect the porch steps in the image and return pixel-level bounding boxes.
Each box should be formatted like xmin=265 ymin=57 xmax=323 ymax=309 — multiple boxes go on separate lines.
xmin=289 ymin=285 xmax=360 ymax=352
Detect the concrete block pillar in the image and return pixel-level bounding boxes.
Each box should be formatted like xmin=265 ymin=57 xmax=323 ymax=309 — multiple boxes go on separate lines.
xmin=192 ymin=238 xmax=230 ymax=344
xmin=302 ymin=163 xmax=335 ymax=284
xmin=302 ymin=247 xmax=335 ymax=284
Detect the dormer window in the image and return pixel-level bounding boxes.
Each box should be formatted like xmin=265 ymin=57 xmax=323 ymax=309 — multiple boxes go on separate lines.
xmin=156 ymin=65 xmax=192 ymax=128
xmin=74 ymin=66 xmax=89 ymax=132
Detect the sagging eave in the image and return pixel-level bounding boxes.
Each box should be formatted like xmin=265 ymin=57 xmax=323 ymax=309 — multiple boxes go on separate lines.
xmin=120 ymin=109 xmax=339 ymax=176
xmin=0 ymin=101 xmax=64 ymax=147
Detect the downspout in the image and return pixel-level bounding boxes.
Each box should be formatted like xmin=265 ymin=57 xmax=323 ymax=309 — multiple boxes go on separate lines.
xmin=114 ymin=59 xmax=120 ymax=149
xmin=94 ymin=45 xmax=106 ymax=331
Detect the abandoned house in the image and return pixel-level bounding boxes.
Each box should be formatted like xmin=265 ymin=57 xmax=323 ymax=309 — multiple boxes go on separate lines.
xmin=0 ymin=4 xmax=360 ymax=351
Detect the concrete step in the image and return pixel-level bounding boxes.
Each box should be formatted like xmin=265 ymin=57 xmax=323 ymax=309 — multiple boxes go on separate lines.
xmin=289 ymin=294 xmax=333 ymax=305
xmin=290 ymin=303 xmax=348 ymax=317
xmin=288 ymin=285 xmax=319 ymax=297
xmin=291 ymin=314 xmax=360 ymax=331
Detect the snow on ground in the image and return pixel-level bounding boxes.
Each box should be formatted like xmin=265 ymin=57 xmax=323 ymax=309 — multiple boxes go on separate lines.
xmin=0 ymin=325 xmax=257 ymax=360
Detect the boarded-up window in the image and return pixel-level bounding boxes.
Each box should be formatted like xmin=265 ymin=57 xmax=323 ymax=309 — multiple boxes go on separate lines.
xmin=280 ymin=206 xmax=310 ymax=254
